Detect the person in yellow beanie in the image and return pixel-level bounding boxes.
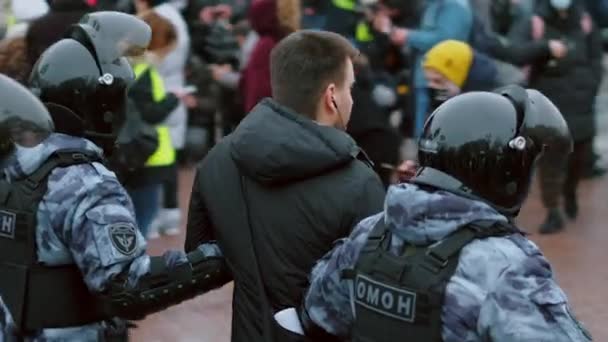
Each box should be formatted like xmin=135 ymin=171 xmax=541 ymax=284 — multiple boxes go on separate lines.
xmin=423 ymin=39 xmax=500 ymax=112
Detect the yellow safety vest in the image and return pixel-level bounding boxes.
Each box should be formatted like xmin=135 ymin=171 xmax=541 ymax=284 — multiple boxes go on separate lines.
xmin=132 ymin=63 xmax=176 ymax=167
xmin=6 ymin=14 xmax=15 ymax=30
xmin=331 ymin=0 xmax=374 ymax=43
xmin=355 ymin=21 xmax=374 ymax=43
xmin=332 ymin=0 xmax=356 ymax=11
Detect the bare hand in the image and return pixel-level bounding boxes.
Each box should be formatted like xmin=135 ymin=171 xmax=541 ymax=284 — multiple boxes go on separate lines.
xmin=581 ymin=13 xmax=592 ymax=34
xmin=531 ymin=15 xmax=545 ymax=40
xmin=214 ymin=4 xmax=233 ymax=20
xmin=200 ymin=7 xmax=216 ymax=24
xmin=373 ymin=14 xmax=392 ymax=34
xmin=390 ymin=28 xmax=409 ymax=46
xmin=548 ymin=40 xmax=567 ymax=59
xmin=396 ymin=160 xmax=418 ymax=182
xmin=210 ymin=64 xmax=233 ymax=81
xmin=177 ymin=93 xmax=198 ymax=108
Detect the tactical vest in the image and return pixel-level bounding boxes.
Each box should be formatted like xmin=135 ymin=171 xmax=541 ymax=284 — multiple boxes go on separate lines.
xmin=0 ymin=150 xmax=109 ymax=334
xmin=345 ymin=219 xmax=520 ymax=341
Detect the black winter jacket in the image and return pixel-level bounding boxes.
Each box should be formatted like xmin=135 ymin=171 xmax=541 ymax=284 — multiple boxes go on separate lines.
xmin=185 ymin=98 xmax=385 ymax=341
xmin=510 ymin=1 xmax=603 ymax=141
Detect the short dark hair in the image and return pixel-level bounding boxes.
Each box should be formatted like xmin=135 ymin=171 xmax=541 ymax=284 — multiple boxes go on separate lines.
xmin=270 ymin=30 xmax=358 ymax=118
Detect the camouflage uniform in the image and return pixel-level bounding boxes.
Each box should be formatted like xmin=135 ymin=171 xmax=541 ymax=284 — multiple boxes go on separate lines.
xmin=304 ymin=183 xmax=593 ymax=341
xmin=0 ymin=296 xmax=13 ymax=342
xmin=0 ymin=133 xmax=197 ymax=341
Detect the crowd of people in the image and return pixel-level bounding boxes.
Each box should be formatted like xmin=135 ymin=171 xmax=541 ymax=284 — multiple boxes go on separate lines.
xmin=1 ymin=0 xmax=606 ymax=237
xmin=0 ymin=0 xmax=606 ymax=340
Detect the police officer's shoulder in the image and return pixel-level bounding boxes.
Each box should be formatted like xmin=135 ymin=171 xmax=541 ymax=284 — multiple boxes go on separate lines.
xmin=49 ymin=161 xmax=122 ymax=196
xmin=349 ymin=213 xmax=384 ymax=244
xmin=462 ymin=234 xmax=528 ymax=263
xmin=458 ymin=234 xmax=546 ymax=284
xmin=325 ymin=213 xmax=383 ymax=255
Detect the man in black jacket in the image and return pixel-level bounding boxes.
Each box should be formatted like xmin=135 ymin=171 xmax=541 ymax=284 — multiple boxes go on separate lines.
xmin=185 ymin=30 xmax=386 ymax=341
xmin=510 ymin=0 xmax=603 ymax=234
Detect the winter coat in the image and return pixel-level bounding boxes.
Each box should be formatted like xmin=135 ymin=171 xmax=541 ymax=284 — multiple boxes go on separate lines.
xmin=185 ymin=98 xmax=385 ymax=341
xmin=510 ymin=1 xmax=603 ymax=141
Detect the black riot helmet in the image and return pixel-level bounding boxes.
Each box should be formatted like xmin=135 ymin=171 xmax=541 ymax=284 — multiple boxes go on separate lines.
xmin=413 ymin=85 xmax=572 ymax=215
xmin=0 ymin=74 xmax=54 ymax=161
xmin=29 ymin=11 xmax=151 ymax=155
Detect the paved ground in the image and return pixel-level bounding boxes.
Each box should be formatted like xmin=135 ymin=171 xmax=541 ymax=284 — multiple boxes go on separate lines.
xmin=131 ymin=89 xmax=608 ymax=341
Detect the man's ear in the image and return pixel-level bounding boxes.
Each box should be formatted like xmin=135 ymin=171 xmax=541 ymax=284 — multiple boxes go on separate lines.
xmin=325 ymin=83 xmax=336 ymax=109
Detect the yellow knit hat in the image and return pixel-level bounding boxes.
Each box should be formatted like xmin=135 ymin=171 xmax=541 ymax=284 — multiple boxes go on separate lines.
xmin=423 ymin=40 xmax=474 ymax=88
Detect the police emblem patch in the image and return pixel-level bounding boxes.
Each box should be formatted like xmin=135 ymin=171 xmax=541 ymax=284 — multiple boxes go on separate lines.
xmin=109 ymin=223 xmax=137 ymax=256
xmin=0 ymin=210 xmax=16 ymax=240
xmin=355 ymin=274 xmax=417 ymax=323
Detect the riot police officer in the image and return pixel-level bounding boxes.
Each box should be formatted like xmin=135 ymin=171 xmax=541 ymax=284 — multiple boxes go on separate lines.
xmin=0 ymin=12 xmax=230 ymax=341
xmin=0 ymin=73 xmax=53 ymax=337
xmin=300 ymin=86 xmax=593 ymax=341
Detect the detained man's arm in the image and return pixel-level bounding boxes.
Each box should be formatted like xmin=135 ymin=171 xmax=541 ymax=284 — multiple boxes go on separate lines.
xmin=301 ymin=214 xmax=383 ymax=339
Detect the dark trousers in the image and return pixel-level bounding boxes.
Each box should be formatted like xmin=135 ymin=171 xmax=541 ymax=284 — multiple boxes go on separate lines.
xmin=539 ymin=139 xmax=592 ymax=208
xmin=162 ymin=164 xmax=179 ymax=209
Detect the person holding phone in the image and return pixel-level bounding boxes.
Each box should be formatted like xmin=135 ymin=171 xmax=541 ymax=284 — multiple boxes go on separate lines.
xmin=124 ymin=10 xmax=181 ymax=238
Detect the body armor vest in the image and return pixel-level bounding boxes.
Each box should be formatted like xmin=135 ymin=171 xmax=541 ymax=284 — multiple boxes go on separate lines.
xmin=0 ymin=150 xmax=109 ymax=334
xmin=345 ymin=219 xmax=520 ymax=342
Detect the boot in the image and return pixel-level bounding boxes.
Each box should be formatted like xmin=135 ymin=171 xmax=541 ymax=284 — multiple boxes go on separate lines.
xmin=564 ymin=193 xmax=578 ymax=219
xmin=539 ymin=208 xmax=564 ymax=234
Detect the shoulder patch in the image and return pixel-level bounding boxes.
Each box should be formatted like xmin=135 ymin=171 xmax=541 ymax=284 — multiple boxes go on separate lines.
xmin=0 ymin=210 xmax=16 ymax=240
xmin=109 ymin=223 xmax=138 ymax=256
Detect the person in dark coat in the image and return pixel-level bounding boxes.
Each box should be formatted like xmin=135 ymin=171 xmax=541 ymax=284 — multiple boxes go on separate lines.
xmin=185 ymin=30 xmax=385 ymax=342
xmin=25 ymin=0 xmax=92 ymax=67
xmin=510 ymin=0 xmax=603 ymax=234
xmin=347 ymin=59 xmax=401 ymax=188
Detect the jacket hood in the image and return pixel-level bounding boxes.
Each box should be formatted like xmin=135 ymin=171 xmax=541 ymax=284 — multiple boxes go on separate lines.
xmin=384 ymin=183 xmax=507 ymax=245
xmin=249 ymin=0 xmax=281 ymax=38
xmin=1 ymin=133 xmax=103 ymax=181
xmin=230 ymin=98 xmax=360 ymax=185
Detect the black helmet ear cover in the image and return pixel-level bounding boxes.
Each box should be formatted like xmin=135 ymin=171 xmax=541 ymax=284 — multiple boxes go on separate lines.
xmin=493 ymin=85 xmax=528 ymax=137
xmin=65 ymin=25 xmax=103 ymax=76
xmin=45 ymin=103 xmax=85 ymax=137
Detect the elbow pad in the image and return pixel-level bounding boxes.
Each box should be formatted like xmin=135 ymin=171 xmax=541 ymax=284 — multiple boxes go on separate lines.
xmin=101 ymin=243 xmax=231 ymax=320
